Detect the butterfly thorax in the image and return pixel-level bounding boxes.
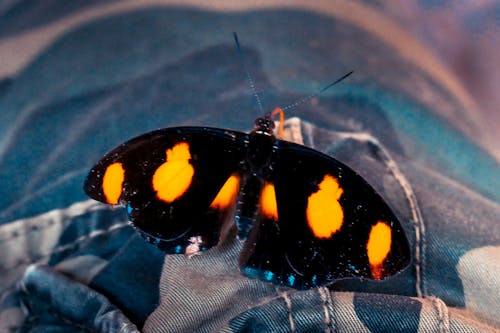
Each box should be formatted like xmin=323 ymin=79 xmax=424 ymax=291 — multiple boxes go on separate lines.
xmin=235 ymin=115 xmax=277 ymax=239
xmin=247 ymin=114 xmax=276 ymax=170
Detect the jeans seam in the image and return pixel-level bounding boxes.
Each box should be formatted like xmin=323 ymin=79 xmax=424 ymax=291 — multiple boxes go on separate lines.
xmin=2 ymin=222 xmax=129 ymax=271
xmin=318 ymin=287 xmax=335 ymax=333
xmin=0 ymin=200 xmax=106 ymax=244
xmin=430 ymin=296 xmax=450 ymax=333
xmin=280 ymin=290 xmax=296 ymax=332
xmin=330 ymin=130 xmax=427 ymax=297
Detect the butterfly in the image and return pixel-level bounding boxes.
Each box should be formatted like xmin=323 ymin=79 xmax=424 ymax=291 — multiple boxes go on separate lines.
xmin=84 ymin=100 xmax=410 ymax=289
xmin=84 ymin=33 xmax=410 ymax=289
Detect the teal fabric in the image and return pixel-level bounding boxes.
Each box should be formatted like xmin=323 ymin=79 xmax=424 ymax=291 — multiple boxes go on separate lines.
xmin=0 ymin=2 xmax=498 ymax=332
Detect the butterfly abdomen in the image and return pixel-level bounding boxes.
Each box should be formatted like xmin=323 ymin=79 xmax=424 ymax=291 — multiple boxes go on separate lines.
xmin=234 ymin=175 xmax=263 ymax=240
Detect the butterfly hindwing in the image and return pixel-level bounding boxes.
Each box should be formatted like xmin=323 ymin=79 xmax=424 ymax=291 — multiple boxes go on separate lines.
xmin=84 ymin=127 xmax=247 ymax=254
xmin=239 ymin=139 xmax=410 ymax=289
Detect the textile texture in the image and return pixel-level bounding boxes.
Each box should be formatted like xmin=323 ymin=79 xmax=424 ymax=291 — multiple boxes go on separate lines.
xmin=0 ymin=1 xmax=498 ymax=332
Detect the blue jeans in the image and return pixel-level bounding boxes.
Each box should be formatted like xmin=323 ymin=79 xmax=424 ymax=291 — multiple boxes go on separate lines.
xmin=1 ymin=3 xmax=498 ymax=332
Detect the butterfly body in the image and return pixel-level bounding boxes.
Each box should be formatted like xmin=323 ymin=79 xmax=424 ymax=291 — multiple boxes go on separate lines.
xmin=84 ymin=112 xmax=410 ymax=289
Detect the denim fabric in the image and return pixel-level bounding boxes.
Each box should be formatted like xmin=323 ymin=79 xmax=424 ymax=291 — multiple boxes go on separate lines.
xmin=1 ymin=2 xmax=499 ymax=333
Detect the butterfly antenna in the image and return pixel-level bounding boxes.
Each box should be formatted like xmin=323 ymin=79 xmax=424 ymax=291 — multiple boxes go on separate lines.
xmin=282 ymin=70 xmax=354 ymax=111
xmin=233 ymin=32 xmax=264 ymax=115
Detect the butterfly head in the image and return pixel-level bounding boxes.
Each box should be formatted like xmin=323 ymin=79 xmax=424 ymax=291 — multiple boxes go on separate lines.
xmin=252 ymin=107 xmax=285 ymax=138
xmin=253 ymin=114 xmax=275 ymax=136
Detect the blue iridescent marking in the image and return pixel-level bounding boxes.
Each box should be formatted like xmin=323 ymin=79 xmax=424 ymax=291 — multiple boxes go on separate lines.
xmin=242 ymin=267 xmax=259 ymax=278
xmin=154 ymin=238 xmax=161 ymax=245
xmin=236 ymin=216 xmax=253 ymax=240
xmin=348 ymin=264 xmax=356 ymax=271
xmin=126 ymin=204 xmax=133 ymax=215
xmin=263 ymin=270 xmax=274 ymax=281
xmin=287 ymin=275 xmax=296 ymax=287
xmin=311 ymin=275 xmax=318 ymax=286
xmin=174 ymin=245 xmax=183 ymax=254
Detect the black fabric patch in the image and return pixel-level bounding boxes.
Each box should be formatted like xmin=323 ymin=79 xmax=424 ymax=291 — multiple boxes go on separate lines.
xmin=90 ymin=235 xmax=164 ymax=328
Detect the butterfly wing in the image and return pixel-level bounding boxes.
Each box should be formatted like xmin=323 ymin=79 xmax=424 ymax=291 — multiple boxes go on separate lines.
xmin=239 ymin=139 xmax=410 ymax=289
xmin=84 ymin=127 xmax=247 ymax=254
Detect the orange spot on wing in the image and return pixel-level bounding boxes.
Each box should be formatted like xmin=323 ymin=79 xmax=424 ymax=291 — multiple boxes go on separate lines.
xmin=261 ymin=183 xmax=278 ymax=220
xmin=152 ymin=142 xmax=194 ymax=203
xmin=210 ymin=174 xmax=240 ymax=209
xmin=306 ymin=175 xmax=344 ymax=239
xmin=367 ymin=221 xmax=392 ymax=280
xmin=102 ymin=162 xmax=125 ymax=204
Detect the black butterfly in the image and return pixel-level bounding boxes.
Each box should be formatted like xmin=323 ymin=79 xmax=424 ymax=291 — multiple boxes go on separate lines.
xmin=84 ymin=101 xmax=410 ymax=289
xmin=84 ymin=34 xmax=410 ymax=289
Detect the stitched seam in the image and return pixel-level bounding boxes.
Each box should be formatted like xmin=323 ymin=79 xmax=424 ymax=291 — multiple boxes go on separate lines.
xmin=281 ymin=291 xmax=296 ymax=332
xmin=0 ymin=200 xmax=108 ymax=243
xmin=318 ymin=287 xmax=335 ymax=333
xmin=334 ymin=131 xmax=426 ymax=297
xmin=300 ymin=122 xmax=427 ymax=296
xmin=2 ymin=222 xmax=129 ymax=270
xmin=0 ymin=219 xmax=58 ymax=243
xmin=431 ymin=296 xmax=450 ymax=333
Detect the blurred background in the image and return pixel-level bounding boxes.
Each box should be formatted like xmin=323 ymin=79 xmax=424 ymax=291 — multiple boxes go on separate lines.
xmin=0 ymin=0 xmax=498 ymax=223
xmin=0 ymin=1 xmax=498 ymax=155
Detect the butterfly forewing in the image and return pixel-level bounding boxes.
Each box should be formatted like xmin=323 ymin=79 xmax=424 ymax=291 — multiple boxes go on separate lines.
xmin=84 ymin=127 xmax=248 ymax=254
